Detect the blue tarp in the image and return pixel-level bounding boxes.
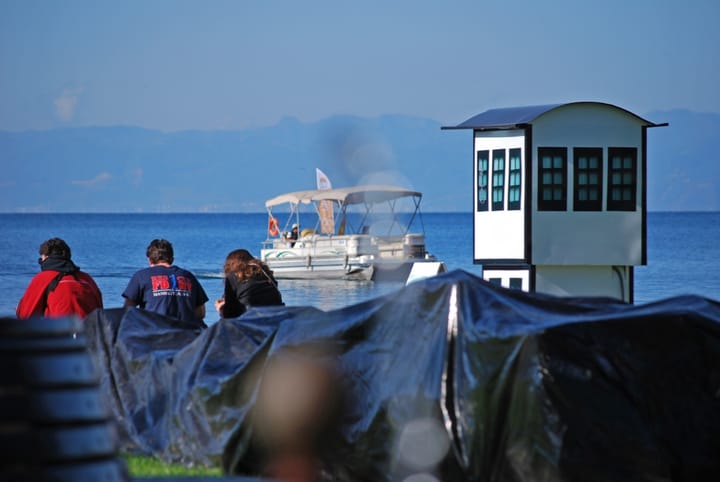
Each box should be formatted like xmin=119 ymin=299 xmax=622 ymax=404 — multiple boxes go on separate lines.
xmin=84 ymin=269 xmax=720 ymax=481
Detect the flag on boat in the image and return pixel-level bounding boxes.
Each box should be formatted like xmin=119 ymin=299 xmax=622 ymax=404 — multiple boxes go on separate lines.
xmin=316 ymin=168 xmax=335 ymax=234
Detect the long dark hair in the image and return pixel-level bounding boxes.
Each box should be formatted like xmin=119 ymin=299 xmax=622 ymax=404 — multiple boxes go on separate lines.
xmin=223 ymin=249 xmax=275 ymax=283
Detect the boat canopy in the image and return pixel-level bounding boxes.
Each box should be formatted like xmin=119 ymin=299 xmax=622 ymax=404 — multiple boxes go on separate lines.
xmin=265 ymin=184 xmax=422 ymax=208
xmin=265 ymin=189 xmax=319 ymax=208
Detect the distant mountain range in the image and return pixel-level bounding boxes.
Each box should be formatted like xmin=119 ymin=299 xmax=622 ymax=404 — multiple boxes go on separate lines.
xmin=0 ymin=110 xmax=717 ymax=212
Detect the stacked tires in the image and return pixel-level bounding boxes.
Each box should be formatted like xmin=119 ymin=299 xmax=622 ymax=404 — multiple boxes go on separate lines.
xmin=0 ymin=316 xmax=129 ymax=482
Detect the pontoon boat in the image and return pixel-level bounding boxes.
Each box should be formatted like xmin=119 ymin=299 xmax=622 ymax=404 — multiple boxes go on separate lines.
xmin=261 ymin=185 xmax=439 ymax=281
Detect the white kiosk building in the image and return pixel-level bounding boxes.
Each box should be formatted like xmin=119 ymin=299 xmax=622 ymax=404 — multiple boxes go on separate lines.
xmin=443 ymin=102 xmax=666 ymax=302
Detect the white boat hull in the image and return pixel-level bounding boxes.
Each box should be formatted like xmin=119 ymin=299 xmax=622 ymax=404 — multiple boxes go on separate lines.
xmin=261 ymin=252 xmax=374 ymax=280
xmin=261 ymin=233 xmax=435 ymax=282
xmin=262 ymin=234 xmax=376 ymax=280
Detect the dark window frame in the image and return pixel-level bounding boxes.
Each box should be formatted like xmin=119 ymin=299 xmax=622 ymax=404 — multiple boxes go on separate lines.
xmin=509 ymin=277 xmax=523 ymax=290
xmin=537 ymin=147 xmax=567 ymax=211
xmin=607 ymin=147 xmax=637 ymax=211
xmin=573 ymin=147 xmax=603 ymax=211
xmin=476 ymin=150 xmax=489 ymax=212
xmin=491 ymin=149 xmax=505 ymax=211
xmin=508 ymin=148 xmax=522 ymax=210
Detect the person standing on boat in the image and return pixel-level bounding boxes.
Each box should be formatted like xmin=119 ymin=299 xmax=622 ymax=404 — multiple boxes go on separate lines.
xmin=286 ymin=224 xmax=299 ymax=247
xmin=214 ymin=249 xmax=283 ymax=318
xmin=16 ymin=237 xmax=103 ymax=319
xmin=122 ymin=239 xmax=208 ymax=324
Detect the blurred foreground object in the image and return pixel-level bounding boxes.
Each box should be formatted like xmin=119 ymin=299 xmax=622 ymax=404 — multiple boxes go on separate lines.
xmin=0 ymin=316 xmax=129 ymax=482
xmin=252 ymin=346 xmax=348 ymax=482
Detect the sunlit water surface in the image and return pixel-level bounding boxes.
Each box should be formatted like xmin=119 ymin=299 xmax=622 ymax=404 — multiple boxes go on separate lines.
xmin=1 ymin=212 xmax=718 ymax=319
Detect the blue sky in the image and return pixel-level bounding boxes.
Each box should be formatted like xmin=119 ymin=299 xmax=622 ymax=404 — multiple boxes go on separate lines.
xmin=1 ymin=0 xmax=718 ymax=132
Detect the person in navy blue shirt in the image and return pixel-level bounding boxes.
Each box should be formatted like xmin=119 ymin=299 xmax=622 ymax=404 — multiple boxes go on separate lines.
xmin=123 ymin=239 xmax=208 ymax=324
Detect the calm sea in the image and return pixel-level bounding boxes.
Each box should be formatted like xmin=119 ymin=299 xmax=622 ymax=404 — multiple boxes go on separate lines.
xmin=1 ymin=212 xmax=718 ymax=318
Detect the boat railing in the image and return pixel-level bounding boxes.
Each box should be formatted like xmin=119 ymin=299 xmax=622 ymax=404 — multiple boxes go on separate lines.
xmin=376 ymin=236 xmax=405 ymax=258
xmin=262 ymin=233 xmax=380 ymax=257
xmin=375 ymin=233 xmax=428 ymax=259
xmin=263 ymin=231 xmax=428 ymax=260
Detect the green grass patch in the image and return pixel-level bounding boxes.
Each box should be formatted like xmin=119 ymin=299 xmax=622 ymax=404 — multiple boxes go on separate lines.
xmin=123 ymin=454 xmax=223 ymax=477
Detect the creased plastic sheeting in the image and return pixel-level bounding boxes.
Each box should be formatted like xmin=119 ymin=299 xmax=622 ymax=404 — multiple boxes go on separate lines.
xmin=85 ymin=270 xmax=720 ymax=481
xmin=222 ymin=268 xmax=465 ymax=481
xmin=84 ymin=304 xmax=313 ymax=466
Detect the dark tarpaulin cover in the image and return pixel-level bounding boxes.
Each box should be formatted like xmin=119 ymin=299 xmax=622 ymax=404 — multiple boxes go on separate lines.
xmin=84 ymin=269 xmax=720 ymax=481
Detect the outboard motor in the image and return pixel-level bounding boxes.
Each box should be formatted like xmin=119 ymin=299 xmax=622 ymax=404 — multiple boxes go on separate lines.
xmin=403 ymin=233 xmax=427 ymax=259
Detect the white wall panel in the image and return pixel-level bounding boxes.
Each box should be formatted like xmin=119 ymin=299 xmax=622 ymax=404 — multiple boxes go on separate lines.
xmin=531 ymin=104 xmax=644 ymax=266
xmin=473 ymin=130 xmax=526 ymax=260
xmin=536 ymin=265 xmax=628 ymax=300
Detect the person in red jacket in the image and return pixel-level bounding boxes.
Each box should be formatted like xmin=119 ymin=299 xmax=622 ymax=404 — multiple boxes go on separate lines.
xmin=16 ymin=237 xmax=103 ymax=319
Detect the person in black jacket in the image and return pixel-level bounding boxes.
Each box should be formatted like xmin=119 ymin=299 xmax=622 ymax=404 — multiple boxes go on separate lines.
xmin=214 ymin=249 xmax=283 ymax=318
